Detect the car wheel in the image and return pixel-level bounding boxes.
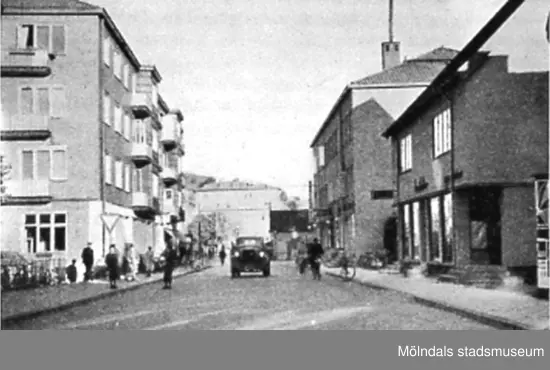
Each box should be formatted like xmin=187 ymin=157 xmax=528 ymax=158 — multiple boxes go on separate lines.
xmin=263 ymin=266 xmax=270 ymax=277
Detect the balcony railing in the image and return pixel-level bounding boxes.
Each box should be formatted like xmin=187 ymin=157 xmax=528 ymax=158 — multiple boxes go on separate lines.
xmin=130 ymin=142 xmax=153 ymax=167
xmin=161 ymin=167 xmax=177 ymax=186
xmin=1 ymin=179 xmax=52 ymax=205
xmin=1 ymin=49 xmax=51 ymax=77
xmin=160 ymin=114 xmax=181 ymax=151
xmin=1 ymin=114 xmax=51 ymax=141
xmin=123 ymin=92 xmax=153 ymax=119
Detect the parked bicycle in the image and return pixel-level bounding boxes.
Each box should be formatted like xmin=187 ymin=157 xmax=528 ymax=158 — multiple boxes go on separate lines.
xmin=323 ymin=249 xmax=356 ymax=282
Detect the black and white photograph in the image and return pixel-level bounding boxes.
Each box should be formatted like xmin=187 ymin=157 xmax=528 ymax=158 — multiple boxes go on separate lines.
xmin=0 ymin=0 xmax=549 ymax=331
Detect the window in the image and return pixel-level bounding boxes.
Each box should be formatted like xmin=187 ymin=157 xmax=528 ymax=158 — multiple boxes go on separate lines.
xmin=114 ymin=160 xmax=123 ymax=189
xmin=442 ymin=193 xmax=453 ymax=263
xmin=19 ymin=86 xmax=66 ymax=117
xmin=412 ymin=202 xmax=421 ymax=259
xmin=104 ymin=154 xmax=112 ymax=185
xmin=114 ymin=104 xmax=122 ymax=133
xmin=103 ymin=91 xmax=111 ymax=125
xmin=152 ymin=174 xmax=159 ymax=197
xmin=133 ymin=119 xmax=146 ymax=143
xmin=113 ymin=50 xmax=122 ymax=80
xmin=402 ymin=203 xmax=412 ymax=258
xmin=123 ymin=113 xmax=131 ymax=140
xmin=124 ymin=164 xmax=131 ymax=192
xmin=165 ymin=189 xmax=173 ymax=200
xmin=122 ymin=63 xmax=130 ymax=88
xmin=102 ymin=37 xmax=111 ymax=66
xmin=399 ymin=134 xmax=412 ymax=172
xmin=433 ymin=108 xmax=452 ymax=157
xmin=16 ymin=24 xmax=66 ymax=54
xmin=430 ymin=196 xmax=442 ymax=260
xmin=21 ymin=147 xmax=67 ymax=181
xmin=152 ymin=84 xmax=158 ymax=107
xmin=152 ymin=130 xmax=159 ymax=152
xmin=134 ymin=169 xmax=143 ymax=192
xmin=25 ymin=212 xmax=67 ymax=253
xmin=371 ymin=190 xmax=394 ymax=200
xmin=132 ymin=72 xmax=137 ymax=92
xmin=314 ymin=146 xmax=325 ymax=169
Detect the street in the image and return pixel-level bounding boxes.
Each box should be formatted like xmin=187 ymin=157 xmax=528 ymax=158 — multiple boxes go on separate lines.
xmin=3 ymin=262 xmax=496 ymax=330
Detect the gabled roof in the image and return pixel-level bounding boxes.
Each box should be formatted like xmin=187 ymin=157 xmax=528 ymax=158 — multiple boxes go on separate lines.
xmin=310 ymin=47 xmax=458 ymax=147
xmin=382 ymin=0 xmax=526 ymax=138
xmin=351 ymin=47 xmax=458 ymax=86
xmin=1 ymin=0 xmax=99 ymax=11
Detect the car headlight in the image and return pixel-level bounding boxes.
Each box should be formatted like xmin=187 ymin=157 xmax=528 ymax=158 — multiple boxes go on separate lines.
xmin=259 ymin=251 xmax=265 ymax=258
xmin=233 ymin=251 xmax=240 ymax=257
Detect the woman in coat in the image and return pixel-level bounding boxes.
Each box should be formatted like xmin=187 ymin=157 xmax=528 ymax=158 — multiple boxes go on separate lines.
xmin=105 ymin=244 xmax=119 ymax=289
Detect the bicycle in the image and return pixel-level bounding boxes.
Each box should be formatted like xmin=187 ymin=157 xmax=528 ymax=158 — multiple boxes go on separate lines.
xmin=299 ymin=256 xmax=322 ymax=280
xmin=323 ymin=250 xmax=356 ymax=282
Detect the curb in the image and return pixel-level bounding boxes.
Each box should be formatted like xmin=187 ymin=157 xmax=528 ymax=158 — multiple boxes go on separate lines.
xmin=1 ymin=265 xmax=212 ymax=327
xmin=324 ymin=271 xmax=532 ymax=330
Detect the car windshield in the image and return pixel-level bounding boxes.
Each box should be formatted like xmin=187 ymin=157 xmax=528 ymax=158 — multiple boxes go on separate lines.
xmin=235 ymin=238 xmax=263 ymax=248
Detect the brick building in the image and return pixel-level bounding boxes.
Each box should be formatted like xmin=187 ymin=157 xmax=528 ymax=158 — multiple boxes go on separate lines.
xmin=310 ymin=43 xmax=458 ymax=256
xmin=382 ymin=0 xmax=548 ymax=280
xmin=0 ymin=0 xmax=186 ymax=275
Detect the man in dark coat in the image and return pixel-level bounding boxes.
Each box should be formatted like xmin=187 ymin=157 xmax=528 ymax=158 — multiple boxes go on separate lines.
xmin=66 ymin=259 xmax=77 ymax=284
xmin=162 ymin=244 xmax=178 ymax=289
xmin=105 ymin=244 xmax=119 ymax=289
xmin=81 ymin=242 xmax=94 ymax=281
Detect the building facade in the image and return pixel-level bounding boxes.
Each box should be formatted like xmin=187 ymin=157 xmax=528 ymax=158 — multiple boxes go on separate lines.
xmin=310 ymin=45 xmax=457 ymax=257
xmin=195 ymin=179 xmax=289 ymax=242
xmin=0 ymin=0 xmax=186 ymax=275
xmin=382 ymin=4 xmax=548 ymax=277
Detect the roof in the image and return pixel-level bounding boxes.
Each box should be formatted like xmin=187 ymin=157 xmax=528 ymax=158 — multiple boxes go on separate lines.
xmin=1 ymin=0 xmax=99 ymax=11
xmin=182 ymin=172 xmax=216 ymax=189
xmin=141 ymin=65 xmax=162 ymax=83
xmin=310 ymin=47 xmax=458 ymax=147
xmin=382 ymin=0 xmax=526 ymax=138
xmin=2 ymin=0 xmax=141 ymax=70
xmin=199 ymin=179 xmax=280 ymax=191
xmin=350 ymin=47 xmax=459 ymax=86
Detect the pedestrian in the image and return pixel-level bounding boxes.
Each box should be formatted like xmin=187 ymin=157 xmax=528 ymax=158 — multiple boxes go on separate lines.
xmin=125 ymin=243 xmax=138 ymax=282
xmin=66 ymin=259 xmax=77 ymax=284
xmin=178 ymin=239 xmax=186 ymax=265
xmin=162 ymin=243 xmax=178 ymax=289
xmin=105 ymin=244 xmax=119 ymax=289
xmin=219 ymin=246 xmax=227 ymax=266
xmin=81 ymin=242 xmax=94 ymax=281
xmin=144 ymin=246 xmax=155 ymax=277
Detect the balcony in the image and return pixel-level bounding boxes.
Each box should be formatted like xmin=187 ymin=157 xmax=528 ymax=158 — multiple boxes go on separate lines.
xmin=122 ymin=92 xmax=153 ymax=119
xmin=1 ymin=179 xmax=52 ymax=205
xmin=161 ymin=167 xmax=177 ymax=187
xmin=130 ymin=143 xmax=153 ymax=167
xmin=1 ymin=114 xmax=51 ymax=141
xmin=131 ymin=192 xmax=159 ymax=219
xmin=160 ymin=114 xmax=182 ymax=151
xmin=1 ymin=49 xmax=51 ymax=77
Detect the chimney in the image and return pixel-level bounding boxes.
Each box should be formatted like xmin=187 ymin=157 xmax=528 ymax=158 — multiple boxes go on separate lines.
xmin=381 ymin=0 xmax=401 ymax=70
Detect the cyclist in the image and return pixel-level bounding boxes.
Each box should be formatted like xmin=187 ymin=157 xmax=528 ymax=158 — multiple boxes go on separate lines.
xmin=306 ymin=238 xmax=324 ymax=279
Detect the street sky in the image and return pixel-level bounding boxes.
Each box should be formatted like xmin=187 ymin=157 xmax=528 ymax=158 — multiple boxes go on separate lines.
xmin=93 ymin=0 xmax=548 ymax=199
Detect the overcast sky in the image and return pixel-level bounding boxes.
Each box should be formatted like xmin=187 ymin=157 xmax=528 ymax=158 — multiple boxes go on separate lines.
xmin=93 ymin=0 xmax=548 ymax=198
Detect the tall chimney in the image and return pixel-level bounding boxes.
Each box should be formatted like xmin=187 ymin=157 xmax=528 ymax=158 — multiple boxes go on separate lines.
xmin=381 ymin=0 xmax=401 ymax=70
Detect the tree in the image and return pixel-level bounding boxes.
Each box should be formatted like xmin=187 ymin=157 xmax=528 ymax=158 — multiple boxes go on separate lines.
xmin=0 ymin=155 xmax=12 ymax=200
xmin=188 ymin=212 xmax=229 ymax=242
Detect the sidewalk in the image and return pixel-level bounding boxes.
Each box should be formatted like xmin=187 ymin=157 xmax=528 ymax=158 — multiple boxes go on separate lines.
xmin=1 ymin=264 xmax=211 ymax=323
xmin=324 ymin=266 xmax=549 ymax=330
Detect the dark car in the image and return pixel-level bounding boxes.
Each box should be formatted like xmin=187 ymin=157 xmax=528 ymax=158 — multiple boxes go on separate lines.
xmin=231 ymin=236 xmax=271 ymax=278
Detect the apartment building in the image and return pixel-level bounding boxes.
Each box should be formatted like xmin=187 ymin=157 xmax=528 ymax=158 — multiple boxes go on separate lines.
xmin=382 ymin=1 xmax=548 ymax=279
xmin=196 ymin=179 xmax=289 ymax=241
xmin=310 ymin=43 xmax=457 ymax=256
xmin=0 ymin=0 xmax=186 ymax=273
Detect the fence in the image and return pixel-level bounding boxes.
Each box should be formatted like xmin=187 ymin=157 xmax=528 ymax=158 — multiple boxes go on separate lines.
xmin=1 ymin=256 xmax=67 ymax=291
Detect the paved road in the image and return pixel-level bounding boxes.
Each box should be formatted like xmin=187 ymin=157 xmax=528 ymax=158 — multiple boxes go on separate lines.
xmin=3 ymin=262 xmax=495 ymax=330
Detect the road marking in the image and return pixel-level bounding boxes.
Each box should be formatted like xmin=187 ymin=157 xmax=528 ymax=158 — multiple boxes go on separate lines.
xmin=143 ymin=309 xmax=231 ymax=330
xmin=273 ymin=306 xmax=374 ymax=330
xmin=59 ymin=300 xmax=238 ymax=329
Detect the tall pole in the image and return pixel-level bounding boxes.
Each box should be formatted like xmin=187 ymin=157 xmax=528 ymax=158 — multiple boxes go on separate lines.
xmin=389 ymin=0 xmax=394 ymax=42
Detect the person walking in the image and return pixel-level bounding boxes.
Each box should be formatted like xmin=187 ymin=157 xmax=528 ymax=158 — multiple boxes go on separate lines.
xmin=105 ymin=245 xmax=119 ymax=289
xmin=219 ymin=246 xmax=227 ymax=266
xmin=66 ymin=259 xmax=77 ymax=284
xmin=81 ymin=242 xmax=94 ymax=282
xmin=144 ymin=246 xmax=155 ymax=277
xmin=162 ymin=243 xmax=178 ymax=289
